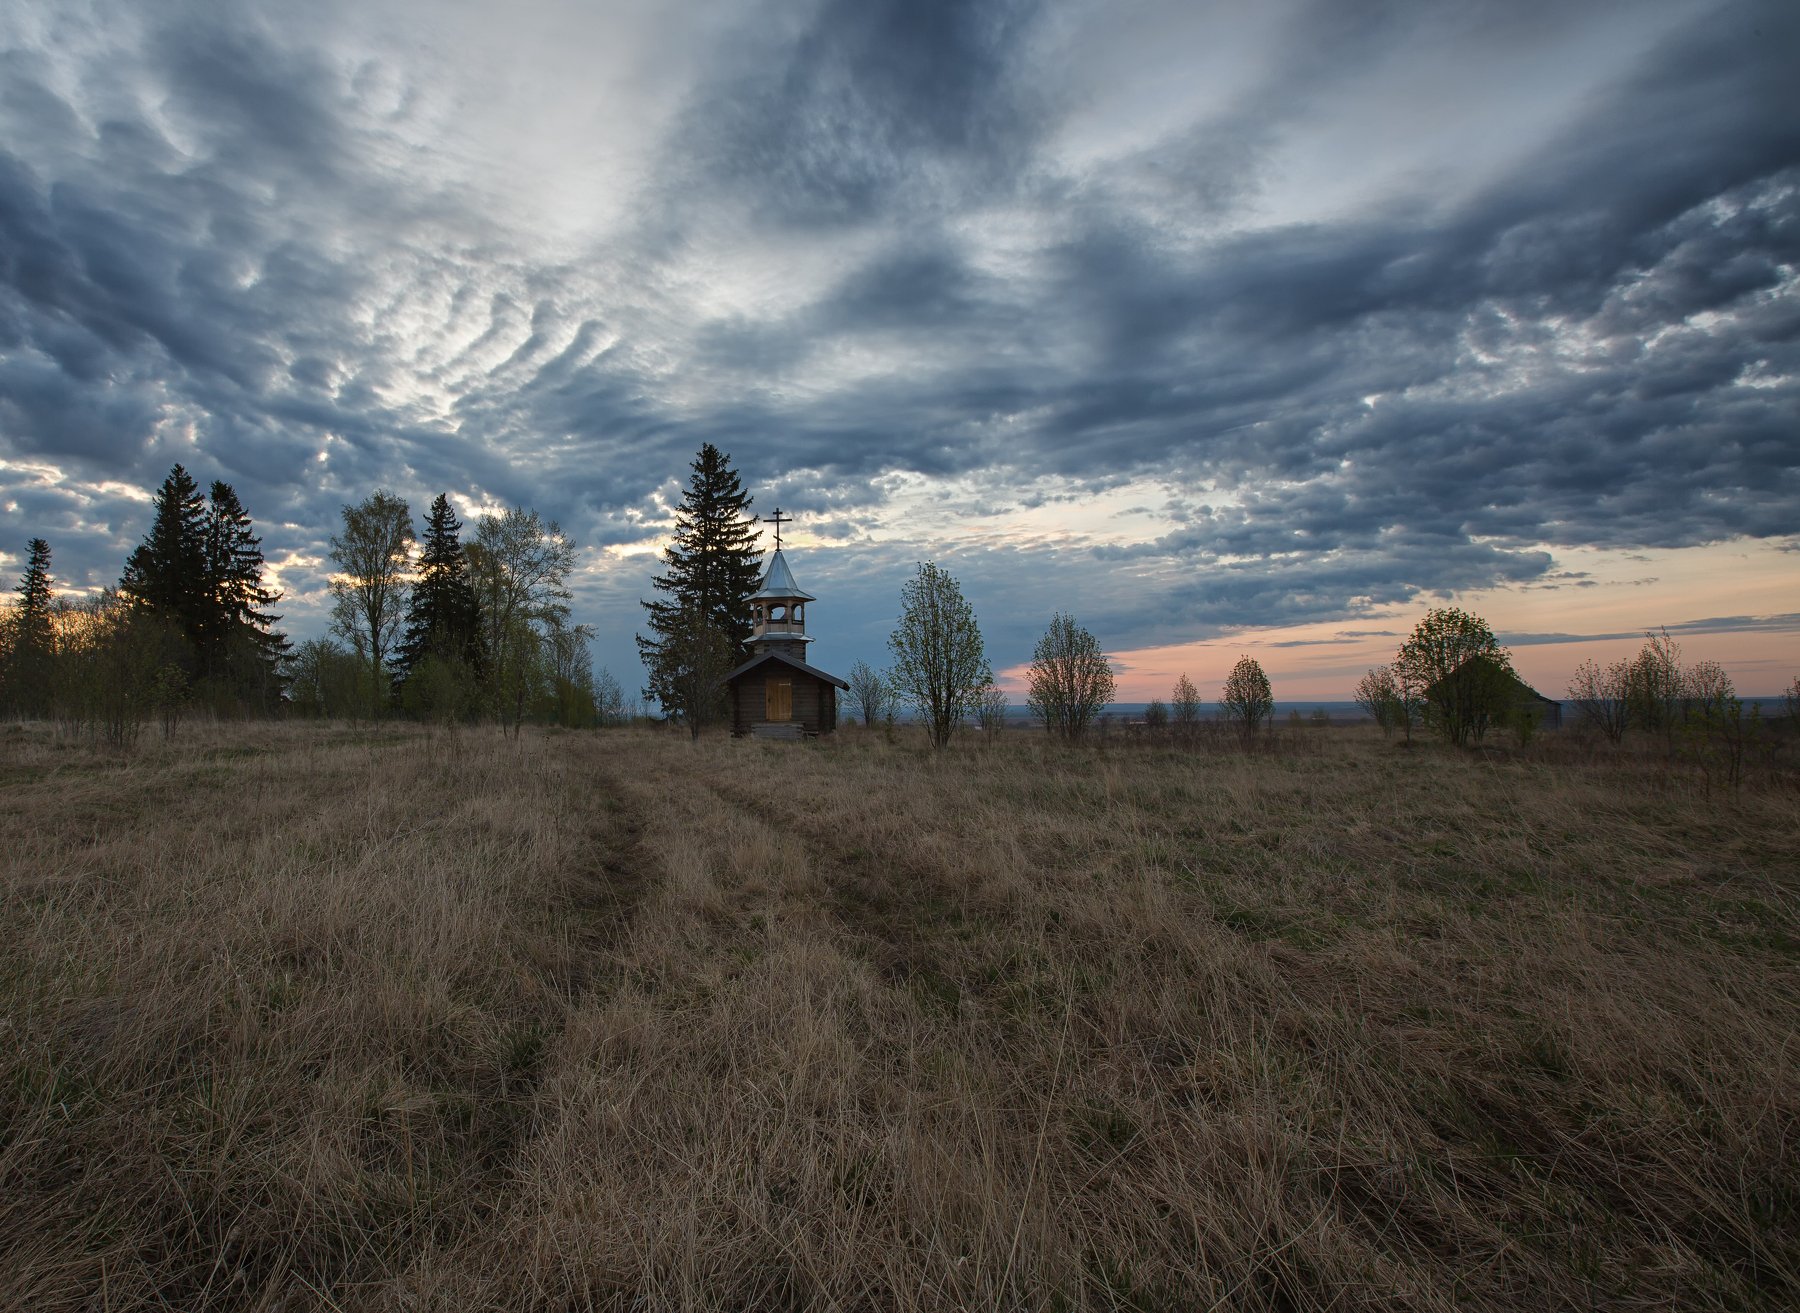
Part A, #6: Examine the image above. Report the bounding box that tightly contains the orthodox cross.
[769,507,790,551]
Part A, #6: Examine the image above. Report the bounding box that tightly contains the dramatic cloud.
[1,0,1795,690]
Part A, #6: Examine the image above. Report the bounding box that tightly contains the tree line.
[10,451,1790,752]
[1348,610,1785,789]
[1563,629,1750,750]
[301,487,625,730]
[1561,627,1776,790]
[0,466,291,741]
[851,568,1284,749]
[0,466,628,740]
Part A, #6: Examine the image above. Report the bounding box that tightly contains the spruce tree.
[393,493,484,708]
[121,464,210,662]
[14,537,53,638]
[205,481,289,706]
[5,538,55,716]
[121,467,289,708]
[636,444,761,717]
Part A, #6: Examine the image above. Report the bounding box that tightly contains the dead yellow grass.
[1,720,1795,1310]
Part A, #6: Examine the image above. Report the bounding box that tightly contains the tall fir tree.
[4,538,55,715]
[636,444,761,717]
[13,537,53,641]
[393,493,484,705]
[120,464,210,662]
[121,466,288,707]
[204,480,289,706]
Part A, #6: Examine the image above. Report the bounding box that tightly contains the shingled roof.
[721,650,848,690]
[749,549,815,602]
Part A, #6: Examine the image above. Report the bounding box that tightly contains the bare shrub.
[1678,662,1757,795]
[1354,665,1396,736]
[1568,657,1632,744]
[846,659,889,728]
[1630,627,1686,756]
[975,681,1009,737]
[593,667,629,726]
[51,592,185,748]
[1171,673,1201,740]
[1354,663,1420,742]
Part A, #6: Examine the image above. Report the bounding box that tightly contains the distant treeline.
[0,466,632,742]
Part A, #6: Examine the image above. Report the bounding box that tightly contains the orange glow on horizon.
[997,538,1799,702]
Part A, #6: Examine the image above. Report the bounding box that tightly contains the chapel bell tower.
[747,511,815,663]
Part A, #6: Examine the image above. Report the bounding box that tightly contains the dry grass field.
[1,720,1796,1311]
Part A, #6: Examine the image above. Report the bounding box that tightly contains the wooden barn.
[1426,656,1563,732]
[723,532,848,739]
[1511,679,1563,731]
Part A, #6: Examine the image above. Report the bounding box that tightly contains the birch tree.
[887,561,990,750]
[328,491,413,717]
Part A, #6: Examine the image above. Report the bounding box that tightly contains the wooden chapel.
[722,511,849,738]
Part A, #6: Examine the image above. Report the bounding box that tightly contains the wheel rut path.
[697,771,953,980]
[548,751,664,996]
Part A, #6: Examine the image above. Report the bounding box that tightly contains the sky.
[1,0,1796,703]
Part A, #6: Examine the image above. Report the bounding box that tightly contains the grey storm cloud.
[1,0,1797,684]
[685,0,1048,228]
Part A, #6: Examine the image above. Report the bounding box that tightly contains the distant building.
[722,518,847,738]
[1512,680,1563,731]
[1425,656,1563,733]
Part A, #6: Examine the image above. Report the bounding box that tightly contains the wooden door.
[766,678,792,721]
